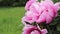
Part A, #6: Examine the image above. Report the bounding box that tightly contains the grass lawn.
[0,7,25,34]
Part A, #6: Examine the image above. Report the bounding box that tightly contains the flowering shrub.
[22,0,60,34]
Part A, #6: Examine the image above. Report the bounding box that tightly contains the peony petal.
[30,2,40,14]
[25,10,39,22]
[36,11,47,23]
[22,31,30,34]
[22,16,34,25]
[31,30,40,34]
[41,29,48,34]
[46,13,53,24]
[22,16,27,25]
[22,25,38,34]
[23,25,35,31]
[25,0,38,10]
[47,8,54,17]
[55,2,60,11]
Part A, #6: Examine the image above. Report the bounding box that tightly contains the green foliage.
[0,0,27,6]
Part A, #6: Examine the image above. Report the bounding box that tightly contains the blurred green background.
[0,0,60,34]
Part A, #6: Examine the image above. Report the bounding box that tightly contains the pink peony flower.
[22,0,60,24]
[22,0,60,34]
[22,25,48,34]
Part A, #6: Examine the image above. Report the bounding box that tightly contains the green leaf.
[57,24,60,31]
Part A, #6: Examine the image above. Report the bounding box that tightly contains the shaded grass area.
[0,7,25,34]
